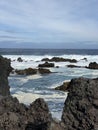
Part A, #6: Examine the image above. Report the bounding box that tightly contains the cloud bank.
[0,0,98,48]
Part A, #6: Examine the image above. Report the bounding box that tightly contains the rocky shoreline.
[0,55,98,130]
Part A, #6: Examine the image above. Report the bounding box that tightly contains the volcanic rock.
[15,68,37,75]
[38,62,54,68]
[87,62,98,69]
[0,96,52,130]
[61,77,98,130]
[67,64,83,68]
[38,68,51,74]
[41,57,77,63]
[17,57,23,62]
[55,82,70,91]
[41,58,50,62]
[0,55,13,96]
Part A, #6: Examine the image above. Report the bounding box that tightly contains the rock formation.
[0,96,52,130]
[42,57,77,63]
[38,68,51,74]
[15,68,37,75]
[0,55,12,96]
[17,57,23,62]
[55,82,70,91]
[61,77,98,130]
[67,64,83,68]
[38,62,55,68]
[15,68,52,75]
[87,62,98,69]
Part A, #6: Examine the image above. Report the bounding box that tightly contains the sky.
[0,0,98,49]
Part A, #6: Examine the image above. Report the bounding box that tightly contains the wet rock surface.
[15,68,52,75]
[67,64,83,68]
[38,68,51,74]
[38,62,55,68]
[0,55,13,96]
[55,82,70,91]
[15,68,37,75]
[61,77,98,130]
[87,62,98,69]
[17,57,23,62]
[42,57,77,63]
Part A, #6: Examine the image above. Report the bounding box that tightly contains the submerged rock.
[61,77,98,130]
[0,55,13,96]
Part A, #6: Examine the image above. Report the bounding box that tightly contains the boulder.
[0,96,52,130]
[41,58,50,62]
[15,68,37,75]
[38,68,51,74]
[38,62,55,68]
[41,57,77,63]
[87,62,98,69]
[50,57,67,62]
[17,57,23,62]
[25,68,37,75]
[55,82,70,91]
[15,68,51,75]
[61,77,98,130]
[0,55,13,96]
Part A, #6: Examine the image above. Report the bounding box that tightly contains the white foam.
[3,54,98,69]
[9,74,42,87]
[12,91,40,104]
[12,91,67,104]
[12,90,67,119]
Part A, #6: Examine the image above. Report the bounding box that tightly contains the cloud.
[0,0,98,48]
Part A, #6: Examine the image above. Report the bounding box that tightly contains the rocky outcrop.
[38,62,55,68]
[0,96,52,130]
[0,55,13,96]
[61,77,98,130]
[67,64,84,68]
[15,68,52,75]
[17,57,23,62]
[55,82,70,91]
[15,68,37,75]
[38,68,51,74]
[42,57,77,63]
[87,62,98,69]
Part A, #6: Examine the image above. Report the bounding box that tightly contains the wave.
[4,54,98,69]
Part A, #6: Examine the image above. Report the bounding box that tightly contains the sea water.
[1,48,98,120]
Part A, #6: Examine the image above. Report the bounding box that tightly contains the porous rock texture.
[61,77,98,130]
[0,96,52,130]
[0,55,13,96]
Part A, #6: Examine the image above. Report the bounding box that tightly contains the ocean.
[0,48,98,120]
